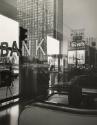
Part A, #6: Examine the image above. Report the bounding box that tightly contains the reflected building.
[68,29,97,68]
[17,0,63,61]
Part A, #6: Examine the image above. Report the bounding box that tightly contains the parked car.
[68,74,97,106]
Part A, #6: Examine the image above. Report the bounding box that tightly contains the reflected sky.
[63,0,97,37]
[0,0,97,38]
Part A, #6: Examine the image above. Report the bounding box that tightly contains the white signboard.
[0,15,19,73]
[47,36,59,55]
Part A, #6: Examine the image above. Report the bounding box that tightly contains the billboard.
[0,14,19,74]
[68,50,85,64]
[47,36,59,55]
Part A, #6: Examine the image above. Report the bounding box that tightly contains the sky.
[3,0,16,7]
[63,0,97,38]
[0,0,16,20]
[0,0,97,38]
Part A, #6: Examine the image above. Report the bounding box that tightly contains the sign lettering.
[36,39,46,56]
[0,41,19,57]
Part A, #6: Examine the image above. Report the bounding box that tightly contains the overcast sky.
[0,0,16,20]
[0,0,97,38]
[63,0,97,38]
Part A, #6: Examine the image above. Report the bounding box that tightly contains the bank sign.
[0,15,19,72]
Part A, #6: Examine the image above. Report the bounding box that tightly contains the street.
[19,105,97,125]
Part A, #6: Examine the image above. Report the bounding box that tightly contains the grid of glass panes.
[17,0,55,59]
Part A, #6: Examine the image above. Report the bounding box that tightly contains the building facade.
[17,0,63,61]
[17,0,55,61]
[68,30,97,68]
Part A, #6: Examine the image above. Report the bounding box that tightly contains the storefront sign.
[68,50,85,64]
[0,41,19,57]
[36,39,46,56]
[70,41,85,49]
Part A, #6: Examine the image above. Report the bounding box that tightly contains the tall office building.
[17,0,63,61]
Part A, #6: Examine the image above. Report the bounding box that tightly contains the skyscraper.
[17,0,55,61]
